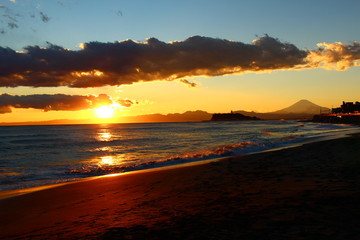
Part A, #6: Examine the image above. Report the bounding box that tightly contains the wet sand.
[1,134,360,239]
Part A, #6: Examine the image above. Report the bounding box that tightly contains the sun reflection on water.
[100,156,114,165]
[97,132,112,141]
[97,146,111,152]
[97,154,127,167]
[91,127,129,172]
[96,128,112,142]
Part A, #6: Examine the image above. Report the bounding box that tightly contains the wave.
[66,134,305,176]
[3,121,358,192]
[165,141,259,161]
[66,141,262,175]
[10,138,67,144]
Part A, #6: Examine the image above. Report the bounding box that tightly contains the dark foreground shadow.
[101,193,360,240]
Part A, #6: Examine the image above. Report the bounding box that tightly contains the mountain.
[235,100,329,120]
[271,99,329,115]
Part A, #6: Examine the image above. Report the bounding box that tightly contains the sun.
[94,105,115,118]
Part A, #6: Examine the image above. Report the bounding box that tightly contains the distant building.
[331,107,342,114]
[314,100,360,124]
[332,101,360,114]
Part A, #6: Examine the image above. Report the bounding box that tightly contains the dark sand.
[1,134,360,239]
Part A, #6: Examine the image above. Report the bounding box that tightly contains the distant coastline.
[312,114,360,124]
[0,99,329,126]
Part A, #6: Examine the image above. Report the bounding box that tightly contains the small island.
[211,111,261,121]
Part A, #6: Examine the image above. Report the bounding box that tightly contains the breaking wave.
[1,120,359,191]
[67,136,302,175]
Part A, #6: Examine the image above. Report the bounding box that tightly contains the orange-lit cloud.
[305,42,360,70]
[0,35,359,88]
[0,93,136,114]
[0,105,12,114]
[117,99,136,107]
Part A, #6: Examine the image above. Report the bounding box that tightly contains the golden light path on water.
[93,127,127,169]
[97,131,112,142]
[100,156,114,165]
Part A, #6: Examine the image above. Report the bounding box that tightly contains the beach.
[1,134,360,239]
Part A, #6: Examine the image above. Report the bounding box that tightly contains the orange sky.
[1,67,360,124]
[0,0,359,124]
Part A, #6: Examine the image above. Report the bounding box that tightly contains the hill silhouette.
[235,100,329,120]
[123,100,328,122]
[119,110,212,123]
[0,100,328,126]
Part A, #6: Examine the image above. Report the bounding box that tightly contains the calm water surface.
[0,120,358,191]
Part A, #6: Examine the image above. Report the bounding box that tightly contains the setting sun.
[95,105,115,118]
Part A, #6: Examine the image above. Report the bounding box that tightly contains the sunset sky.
[0,0,359,123]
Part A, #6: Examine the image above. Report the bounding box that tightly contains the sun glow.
[95,105,115,118]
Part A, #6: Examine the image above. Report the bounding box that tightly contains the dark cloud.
[39,11,50,23]
[179,79,197,88]
[7,21,18,29]
[0,2,50,34]
[115,10,123,16]
[0,5,19,33]
[3,13,18,23]
[0,35,359,88]
[0,93,135,114]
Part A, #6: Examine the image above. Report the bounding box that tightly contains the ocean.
[0,120,359,191]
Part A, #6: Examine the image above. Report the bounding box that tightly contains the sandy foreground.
[1,135,360,239]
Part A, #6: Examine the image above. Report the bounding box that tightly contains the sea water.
[0,120,359,191]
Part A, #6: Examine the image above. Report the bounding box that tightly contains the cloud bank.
[0,94,135,114]
[0,35,359,88]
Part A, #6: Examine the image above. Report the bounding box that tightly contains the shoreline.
[0,127,360,200]
[1,129,359,200]
[0,157,224,201]
[1,133,360,239]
